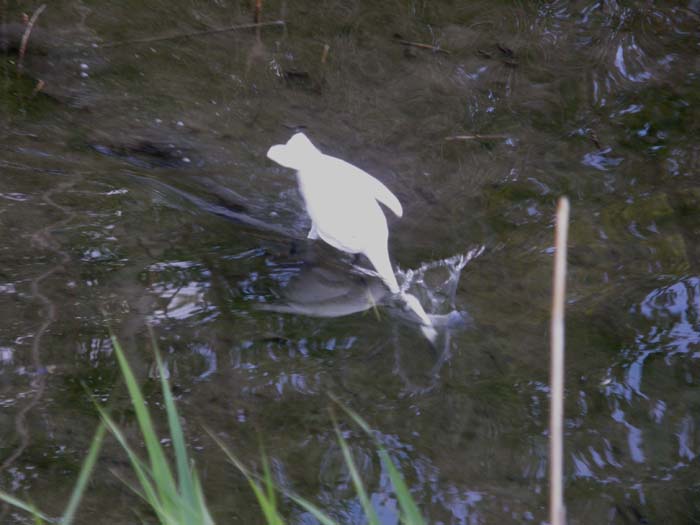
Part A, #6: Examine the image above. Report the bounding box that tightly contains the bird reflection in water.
[256,244,481,348]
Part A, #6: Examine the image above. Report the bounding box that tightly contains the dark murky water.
[1,1,700,523]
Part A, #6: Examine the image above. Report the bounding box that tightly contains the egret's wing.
[367,176,403,218]
[334,158,403,218]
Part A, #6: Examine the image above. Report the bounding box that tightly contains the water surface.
[1,1,699,523]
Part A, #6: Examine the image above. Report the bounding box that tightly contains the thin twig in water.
[30,79,44,98]
[17,4,46,74]
[549,197,569,525]
[253,0,263,41]
[445,134,507,141]
[254,0,263,24]
[98,20,285,48]
[321,43,330,64]
[394,38,450,55]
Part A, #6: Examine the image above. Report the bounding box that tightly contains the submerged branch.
[393,37,450,55]
[445,134,507,141]
[98,20,285,48]
[17,4,47,74]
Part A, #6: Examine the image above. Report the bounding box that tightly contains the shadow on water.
[1,1,700,523]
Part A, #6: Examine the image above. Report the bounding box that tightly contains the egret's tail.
[267,132,320,170]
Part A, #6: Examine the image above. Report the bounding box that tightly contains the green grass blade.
[97,386,203,525]
[286,493,339,525]
[377,450,423,525]
[108,465,186,525]
[209,431,283,525]
[237,455,283,525]
[153,346,198,515]
[0,491,51,522]
[0,423,106,525]
[212,429,337,525]
[331,397,372,434]
[208,430,248,475]
[247,475,284,525]
[260,451,277,511]
[96,405,162,507]
[108,455,181,525]
[334,401,425,525]
[110,335,177,499]
[192,474,216,525]
[332,419,380,525]
[61,422,107,524]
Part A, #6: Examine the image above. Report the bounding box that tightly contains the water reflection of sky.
[638,278,700,359]
[599,277,700,477]
[0,0,699,522]
[308,430,488,525]
[146,260,216,322]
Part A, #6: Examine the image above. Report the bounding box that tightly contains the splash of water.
[395,246,485,329]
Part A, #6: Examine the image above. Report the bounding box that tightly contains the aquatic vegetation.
[0,336,427,525]
[2,0,697,521]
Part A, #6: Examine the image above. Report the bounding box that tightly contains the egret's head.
[398,293,438,344]
[267,132,320,170]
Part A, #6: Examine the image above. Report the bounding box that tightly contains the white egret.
[267,133,403,291]
[267,132,437,343]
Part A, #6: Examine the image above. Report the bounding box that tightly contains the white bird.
[267,132,403,292]
[267,132,437,343]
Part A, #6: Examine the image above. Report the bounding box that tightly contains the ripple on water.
[1,0,699,523]
[145,260,216,323]
[596,276,700,478]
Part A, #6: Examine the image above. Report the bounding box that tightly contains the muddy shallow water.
[1,1,699,523]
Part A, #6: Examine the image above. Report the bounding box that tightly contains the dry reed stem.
[17,4,46,75]
[549,197,569,525]
[321,43,330,64]
[98,20,285,48]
